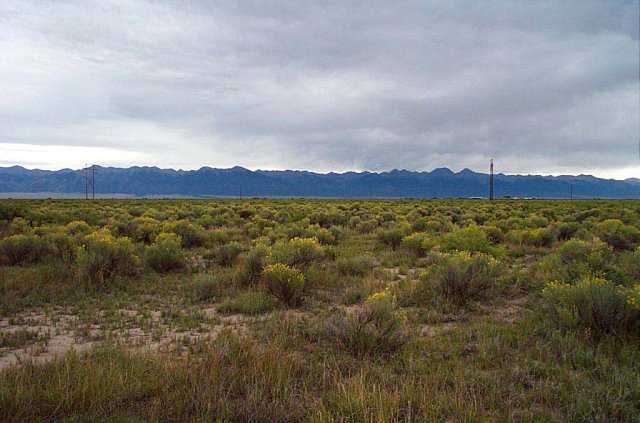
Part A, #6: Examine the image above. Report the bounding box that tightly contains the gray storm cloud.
[0,0,638,177]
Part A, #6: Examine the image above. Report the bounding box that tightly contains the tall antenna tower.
[489,159,494,201]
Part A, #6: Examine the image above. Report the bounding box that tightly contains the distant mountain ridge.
[0,165,638,198]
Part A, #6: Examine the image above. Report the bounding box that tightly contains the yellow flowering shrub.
[263,263,306,307]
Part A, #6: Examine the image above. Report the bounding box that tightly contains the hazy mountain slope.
[0,166,638,198]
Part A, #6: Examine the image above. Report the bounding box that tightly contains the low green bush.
[440,226,493,254]
[308,226,336,245]
[521,227,556,248]
[594,219,640,251]
[431,251,501,306]
[0,234,51,265]
[45,232,77,267]
[481,225,504,244]
[76,230,139,287]
[556,222,581,240]
[165,220,207,248]
[542,277,640,338]
[235,245,268,286]
[324,289,408,356]
[144,233,185,273]
[377,229,403,250]
[401,232,436,257]
[268,237,325,269]
[213,242,244,267]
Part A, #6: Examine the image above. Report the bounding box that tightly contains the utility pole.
[90,165,97,199]
[83,164,88,200]
[83,164,97,200]
[239,184,243,200]
[489,159,494,201]
[570,183,573,201]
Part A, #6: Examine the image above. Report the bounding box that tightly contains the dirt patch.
[0,303,253,371]
[420,322,459,337]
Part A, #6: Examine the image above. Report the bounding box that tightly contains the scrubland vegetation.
[0,198,638,421]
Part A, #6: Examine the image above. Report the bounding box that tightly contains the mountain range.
[0,166,638,199]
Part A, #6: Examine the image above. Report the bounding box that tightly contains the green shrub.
[76,230,139,286]
[356,219,378,233]
[401,232,436,256]
[263,263,306,307]
[431,252,501,306]
[144,233,185,273]
[618,248,640,284]
[377,229,404,250]
[45,232,77,266]
[268,237,325,269]
[594,219,640,250]
[207,229,229,245]
[481,225,504,244]
[337,254,375,276]
[308,226,336,245]
[213,242,244,267]
[65,220,90,236]
[218,291,273,315]
[0,234,50,265]
[165,220,207,248]
[235,245,268,286]
[557,222,581,240]
[558,238,612,268]
[521,227,556,248]
[325,289,408,356]
[542,277,640,337]
[440,226,493,254]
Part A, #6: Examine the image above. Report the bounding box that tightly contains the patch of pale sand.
[118,308,139,318]
[0,334,95,370]
[485,297,527,324]
[0,303,263,370]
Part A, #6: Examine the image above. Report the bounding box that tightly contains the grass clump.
[218,291,273,315]
[0,329,42,349]
[337,254,374,276]
[193,272,228,302]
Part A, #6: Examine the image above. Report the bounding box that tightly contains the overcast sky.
[1,1,638,178]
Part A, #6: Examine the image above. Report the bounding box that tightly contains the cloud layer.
[1,1,638,177]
